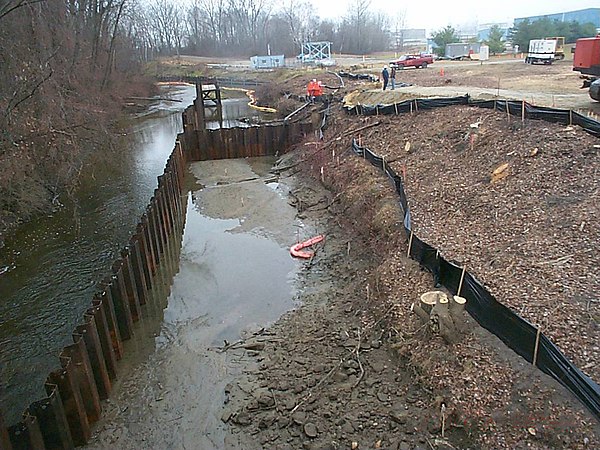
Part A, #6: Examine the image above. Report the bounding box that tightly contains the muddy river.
[85,156,317,449]
[0,85,279,429]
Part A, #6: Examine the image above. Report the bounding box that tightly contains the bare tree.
[393,9,407,52]
[347,0,371,54]
[281,0,317,53]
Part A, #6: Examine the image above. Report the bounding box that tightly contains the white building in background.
[393,29,427,51]
[250,55,285,69]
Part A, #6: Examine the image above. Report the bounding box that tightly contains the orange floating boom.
[290,235,325,259]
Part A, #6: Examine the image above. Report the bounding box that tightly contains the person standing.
[390,66,397,90]
[381,66,389,91]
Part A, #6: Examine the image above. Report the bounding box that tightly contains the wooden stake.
[410,102,413,114]
[320,166,324,183]
[415,100,419,112]
[376,105,379,116]
[441,404,447,438]
[394,102,398,115]
[347,241,350,256]
[506,100,510,122]
[533,327,542,366]
[407,230,414,258]
[521,99,525,123]
[457,266,466,296]
[569,110,573,126]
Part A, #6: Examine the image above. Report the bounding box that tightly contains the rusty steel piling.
[2,87,316,449]
[75,315,111,400]
[8,412,44,450]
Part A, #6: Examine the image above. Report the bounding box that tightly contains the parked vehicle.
[573,35,600,101]
[545,36,566,60]
[389,54,433,69]
[525,39,557,64]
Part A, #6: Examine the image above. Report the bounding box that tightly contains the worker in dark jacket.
[381,66,389,91]
[390,66,397,90]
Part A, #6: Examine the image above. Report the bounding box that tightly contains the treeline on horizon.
[0,0,598,240]
[125,0,598,58]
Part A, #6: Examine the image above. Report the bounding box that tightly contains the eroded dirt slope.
[225,101,600,449]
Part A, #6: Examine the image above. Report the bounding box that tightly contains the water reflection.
[0,84,196,424]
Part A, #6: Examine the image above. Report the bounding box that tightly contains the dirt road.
[339,58,599,112]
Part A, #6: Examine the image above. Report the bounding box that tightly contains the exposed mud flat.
[85,157,316,449]
[86,71,600,449]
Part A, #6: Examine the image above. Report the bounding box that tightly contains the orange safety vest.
[314,82,323,97]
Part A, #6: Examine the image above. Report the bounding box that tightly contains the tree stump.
[449,295,467,332]
[413,290,468,344]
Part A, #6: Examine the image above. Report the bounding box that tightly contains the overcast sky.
[315,1,599,32]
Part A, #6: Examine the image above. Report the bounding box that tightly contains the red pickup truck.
[390,54,434,69]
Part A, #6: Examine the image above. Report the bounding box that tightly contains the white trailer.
[526,39,557,65]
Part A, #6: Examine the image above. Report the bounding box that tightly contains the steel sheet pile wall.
[191,122,313,160]
[0,142,188,449]
[180,101,314,162]
[345,96,600,422]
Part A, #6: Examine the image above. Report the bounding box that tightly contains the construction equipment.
[545,36,565,60]
[526,39,557,64]
[573,35,600,101]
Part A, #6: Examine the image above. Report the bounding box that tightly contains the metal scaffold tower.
[299,41,333,64]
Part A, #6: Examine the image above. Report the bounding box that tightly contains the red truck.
[390,54,434,69]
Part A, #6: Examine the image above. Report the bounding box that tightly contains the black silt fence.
[345,95,600,137]
[351,138,600,422]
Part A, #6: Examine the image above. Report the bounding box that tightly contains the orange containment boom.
[290,235,325,259]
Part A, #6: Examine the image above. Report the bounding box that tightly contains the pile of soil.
[224,87,600,449]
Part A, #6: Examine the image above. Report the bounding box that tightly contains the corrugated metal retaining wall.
[0,142,187,449]
[1,94,315,449]
[180,102,314,161]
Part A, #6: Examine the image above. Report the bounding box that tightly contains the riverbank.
[222,99,600,449]
[0,76,157,250]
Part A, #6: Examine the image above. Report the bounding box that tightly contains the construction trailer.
[573,35,600,101]
[526,39,557,64]
[445,43,481,60]
[250,55,285,69]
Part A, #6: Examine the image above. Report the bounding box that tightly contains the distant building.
[250,55,285,69]
[514,8,600,28]
[393,29,427,50]
[477,23,511,42]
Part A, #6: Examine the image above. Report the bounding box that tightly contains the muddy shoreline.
[222,107,599,449]
[86,115,599,449]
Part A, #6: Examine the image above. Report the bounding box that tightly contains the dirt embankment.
[222,75,599,449]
